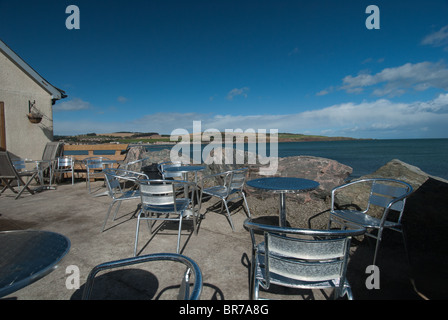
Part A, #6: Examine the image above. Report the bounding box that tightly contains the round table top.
[0,230,71,297]
[247,177,319,193]
[164,165,205,172]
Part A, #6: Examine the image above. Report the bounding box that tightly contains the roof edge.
[0,39,67,101]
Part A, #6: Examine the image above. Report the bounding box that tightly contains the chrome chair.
[53,156,75,185]
[102,168,149,232]
[83,156,112,193]
[244,219,366,300]
[122,157,150,171]
[134,179,198,255]
[82,253,202,300]
[200,168,251,231]
[158,161,183,179]
[328,178,413,266]
[0,151,38,199]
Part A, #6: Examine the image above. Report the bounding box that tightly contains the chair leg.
[1,179,16,194]
[340,282,353,300]
[249,251,256,299]
[86,171,91,192]
[112,201,122,221]
[176,216,183,254]
[242,192,251,217]
[372,235,382,267]
[134,210,143,256]
[253,279,260,300]
[15,174,36,200]
[102,201,116,232]
[223,200,235,231]
[145,216,153,234]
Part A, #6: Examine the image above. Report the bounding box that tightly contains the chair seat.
[331,209,400,229]
[202,186,239,198]
[115,189,141,201]
[143,199,190,215]
[202,186,228,198]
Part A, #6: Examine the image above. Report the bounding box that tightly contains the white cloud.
[54,98,91,111]
[226,87,249,100]
[117,96,128,103]
[53,94,448,139]
[422,25,448,50]
[340,61,448,97]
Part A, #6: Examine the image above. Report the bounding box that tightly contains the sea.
[144,139,448,180]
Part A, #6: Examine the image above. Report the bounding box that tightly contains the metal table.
[246,177,319,227]
[0,230,71,298]
[163,165,205,183]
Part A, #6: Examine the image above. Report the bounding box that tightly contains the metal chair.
[83,156,112,193]
[12,158,39,188]
[102,168,148,232]
[0,151,38,199]
[134,179,199,255]
[53,156,75,185]
[328,178,413,266]
[158,161,183,179]
[244,218,366,300]
[200,168,251,231]
[121,157,150,171]
[82,253,202,300]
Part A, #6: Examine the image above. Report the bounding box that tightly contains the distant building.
[0,39,67,159]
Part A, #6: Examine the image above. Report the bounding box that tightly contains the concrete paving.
[0,179,430,301]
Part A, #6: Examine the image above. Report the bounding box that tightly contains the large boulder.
[201,147,352,198]
[333,159,448,299]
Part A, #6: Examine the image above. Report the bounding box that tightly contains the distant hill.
[55,131,364,144]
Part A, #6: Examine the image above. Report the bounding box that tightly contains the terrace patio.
[0,178,433,301]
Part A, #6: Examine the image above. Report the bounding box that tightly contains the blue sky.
[1,0,448,139]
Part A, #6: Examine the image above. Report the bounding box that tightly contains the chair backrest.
[244,219,366,289]
[0,151,18,178]
[265,233,351,283]
[104,169,123,196]
[122,157,150,171]
[12,159,27,172]
[84,157,111,169]
[57,156,74,168]
[104,168,148,197]
[82,253,202,300]
[368,179,411,213]
[42,142,63,161]
[229,168,248,191]
[139,179,176,205]
[158,161,182,178]
[138,179,192,213]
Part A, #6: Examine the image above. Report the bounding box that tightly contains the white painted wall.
[0,51,54,160]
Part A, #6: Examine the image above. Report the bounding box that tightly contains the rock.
[275,156,352,200]
[332,159,447,219]
[200,147,352,199]
[123,146,189,169]
[332,158,448,298]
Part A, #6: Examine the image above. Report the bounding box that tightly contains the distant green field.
[56,132,356,144]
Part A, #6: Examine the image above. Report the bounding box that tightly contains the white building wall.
[0,51,54,160]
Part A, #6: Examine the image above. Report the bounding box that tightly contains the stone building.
[0,39,66,159]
